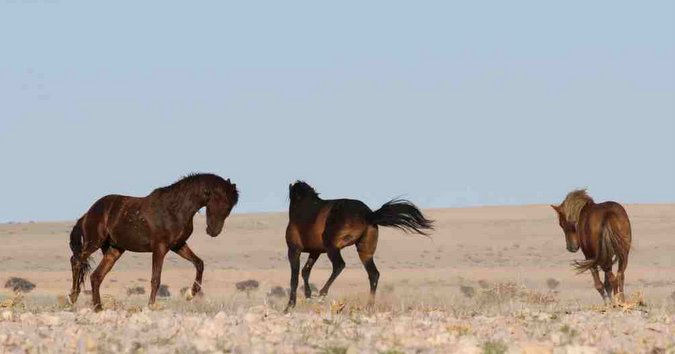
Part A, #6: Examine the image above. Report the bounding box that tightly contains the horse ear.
[550,204,560,213]
[226,178,230,183]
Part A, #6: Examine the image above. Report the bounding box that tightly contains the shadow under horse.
[552,189,632,303]
[284,181,434,311]
[68,173,239,311]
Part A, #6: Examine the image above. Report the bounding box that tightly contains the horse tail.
[69,217,91,289]
[367,199,434,235]
[573,213,631,273]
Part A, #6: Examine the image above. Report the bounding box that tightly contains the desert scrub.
[320,345,348,354]
[482,340,508,354]
[379,349,405,354]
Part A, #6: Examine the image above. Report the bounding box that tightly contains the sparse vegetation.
[482,340,508,354]
[127,286,145,296]
[320,345,348,354]
[4,277,35,293]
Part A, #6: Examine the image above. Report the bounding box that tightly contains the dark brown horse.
[551,189,631,303]
[285,181,433,311]
[68,173,239,310]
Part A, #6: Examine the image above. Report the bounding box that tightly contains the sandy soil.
[1,204,674,353]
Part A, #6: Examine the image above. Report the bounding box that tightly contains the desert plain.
[1,204,674,353]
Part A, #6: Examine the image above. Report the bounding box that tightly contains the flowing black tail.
[69,217,91,290]
[367,199,434,235]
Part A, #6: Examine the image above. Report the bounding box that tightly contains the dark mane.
[289,180,319,200]
[156,173,239,205]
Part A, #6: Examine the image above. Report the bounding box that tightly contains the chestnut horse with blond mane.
[551,189,631,303]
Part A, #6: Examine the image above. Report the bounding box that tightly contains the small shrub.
[236,279,259,292]
[158,284,171,297]
[4,277,36,293]
[546,278,560,290]
[321,345,348,354]
[482,340,507,354]
[127,286,145,296]
[268,286,287,298]
[380,350,404,354]
[460,285,476,298]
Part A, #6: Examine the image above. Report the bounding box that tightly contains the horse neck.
[289,196,322,218]
[573,200,595,227]
[161,183,206,222]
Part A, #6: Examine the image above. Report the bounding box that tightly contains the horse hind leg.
[591,268,609,304]
[90,247,124,311]
[603,268,617,302]
[356,226,380,304]
[68,242,101,305]
[617,256,628,303]
[318,247,346,297]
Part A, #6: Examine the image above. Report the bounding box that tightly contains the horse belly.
[109,211,153,252]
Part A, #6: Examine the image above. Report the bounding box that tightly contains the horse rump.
[573,214,630,273]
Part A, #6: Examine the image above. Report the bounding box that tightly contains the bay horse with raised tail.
[68,173,239,310]
[284,181,434,311]
[551,189,631,303]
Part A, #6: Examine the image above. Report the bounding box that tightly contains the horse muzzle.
[566,245,579,253]
[206,225,223,237]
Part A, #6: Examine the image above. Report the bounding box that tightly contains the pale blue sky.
[1,1,673,222]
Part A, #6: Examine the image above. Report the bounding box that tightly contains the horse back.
[82,194,151,250]
[286,198,372,252]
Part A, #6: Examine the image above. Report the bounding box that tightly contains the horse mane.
[559,189,594,224]
[156,173,239,204]
[289,180,319,201]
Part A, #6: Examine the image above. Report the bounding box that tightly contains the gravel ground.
[0,290,673,354]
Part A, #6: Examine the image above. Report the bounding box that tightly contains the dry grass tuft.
[447,323,472,336]
[330,299,346,315]
[0,293,24,309]
[617,291,647,312]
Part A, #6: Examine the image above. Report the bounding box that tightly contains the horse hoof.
[185,290,194,301]
[93,305,103,313]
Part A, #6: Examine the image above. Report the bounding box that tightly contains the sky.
[0,1,673,222]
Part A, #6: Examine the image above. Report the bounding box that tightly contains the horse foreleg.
[302,252,321,298]
[149,245,169,307]
[172,243,204,299]
[285,248,301,312]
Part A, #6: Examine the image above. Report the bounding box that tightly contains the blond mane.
[558,189,594,224]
